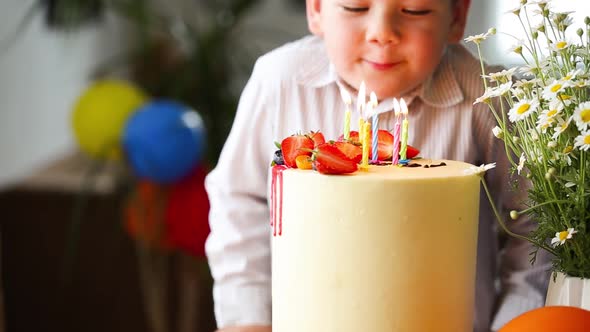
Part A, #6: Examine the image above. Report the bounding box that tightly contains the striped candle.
[340,88,352,140]
[399,99,409,161]
[392,98,402,165]
[357,81,366,143]
[370,92,379,162]
[361,122,371,169]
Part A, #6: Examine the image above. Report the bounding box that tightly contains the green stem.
[481,177,558,256]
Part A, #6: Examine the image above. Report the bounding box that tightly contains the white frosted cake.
[270,160,481,332]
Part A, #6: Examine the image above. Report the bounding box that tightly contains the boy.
[205,0,550,331]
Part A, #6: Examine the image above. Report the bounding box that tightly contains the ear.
[306,0,323,36]
[447,0,471,43]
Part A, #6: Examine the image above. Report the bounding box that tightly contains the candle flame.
[365,99,374,120]
[400,98,409,116]
[393,98,401,116]
[357,81,366,115]
[340,88,352,105]
[370,91,378,107]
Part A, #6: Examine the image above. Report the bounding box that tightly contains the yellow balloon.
[72,80,148,160]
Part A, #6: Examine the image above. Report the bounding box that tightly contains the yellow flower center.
[558,231,569,241]
[557,41,567,49]
[551,84,562,92]
[547,109,558,117]
[517,104,531,115]
[563,146,573,154]
[585,135,590,145]
[559,94,572,101]
[581,109,590,123]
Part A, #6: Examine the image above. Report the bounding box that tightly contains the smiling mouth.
[364,59,399,70]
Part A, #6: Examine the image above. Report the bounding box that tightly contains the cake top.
[285,159,479,179]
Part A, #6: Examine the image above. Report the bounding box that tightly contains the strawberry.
[313,143,358,174]
[281,134,314,168]
[295,155,313,170]
[333,141,362,163]
[406,144,420,159]
[340,131,361,144]
[376,130,394,160]
[308,131,326,147]
[338,130,393,161]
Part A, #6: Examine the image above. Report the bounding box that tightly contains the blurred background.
[0,0,588,331]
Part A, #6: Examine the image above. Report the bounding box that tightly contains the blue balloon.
[123,100,206,183]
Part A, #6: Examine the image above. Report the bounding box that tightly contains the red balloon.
[165,166,210,258]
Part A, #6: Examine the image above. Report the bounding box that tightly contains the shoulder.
[251,35,327,84]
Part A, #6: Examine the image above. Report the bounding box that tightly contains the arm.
[205,59,276,329]
[473,100,552,331]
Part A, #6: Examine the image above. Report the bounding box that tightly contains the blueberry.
[273,149,284,165]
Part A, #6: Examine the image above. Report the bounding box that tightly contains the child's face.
[307,0,470,98]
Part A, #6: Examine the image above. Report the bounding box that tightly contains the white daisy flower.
[517,153,526,175]
[473,86,503,105]
[505,5,522,16]
[574,129,590,151]
[550,39,570,52]
[486,68,517,83]
[519,64,541,77]
[552,116,571,139]
[464,31,491,45]
[509,99,539,122]
[547,141,557,148]
[492,126,503,138]
[574,79,590,88]
[464,163,496,176]
[542,79,572,101]
[557,93,575,107]
[572,101,590,131]
[551,228,578,247]
[537,116,555,133]
[563,69,583,82]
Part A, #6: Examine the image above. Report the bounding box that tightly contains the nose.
[366,15,400,46]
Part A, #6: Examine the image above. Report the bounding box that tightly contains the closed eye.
[402,9,432,16]
[342,6,369,13]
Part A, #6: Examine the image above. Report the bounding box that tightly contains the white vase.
[545,272,590,309]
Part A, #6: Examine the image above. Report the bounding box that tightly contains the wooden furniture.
[0,153,216,332]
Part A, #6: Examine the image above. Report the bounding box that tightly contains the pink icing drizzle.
[271,165,287,236]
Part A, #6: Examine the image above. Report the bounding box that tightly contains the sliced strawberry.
[394,143,421,160]
[281,135,314,168]
[406,144,420,159]
[308,131,326,147]
[376,130,394,160]
[338,130,393,161]
[333,141,362,163]
[313,143,358,174]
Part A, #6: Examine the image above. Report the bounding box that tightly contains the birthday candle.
[392,98,402,165]
[370,92,379,162]
[361,122,371,169]
[340,89,352,140]
[357,81,366,143]
[399,99,410,161]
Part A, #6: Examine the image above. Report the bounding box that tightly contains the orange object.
[499,306,590,332]
[124,181,173,250]
[295,155,313,170]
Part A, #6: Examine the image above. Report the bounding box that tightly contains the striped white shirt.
[205,35,550,331]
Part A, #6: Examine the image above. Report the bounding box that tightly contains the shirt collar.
[295,41,464,109]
